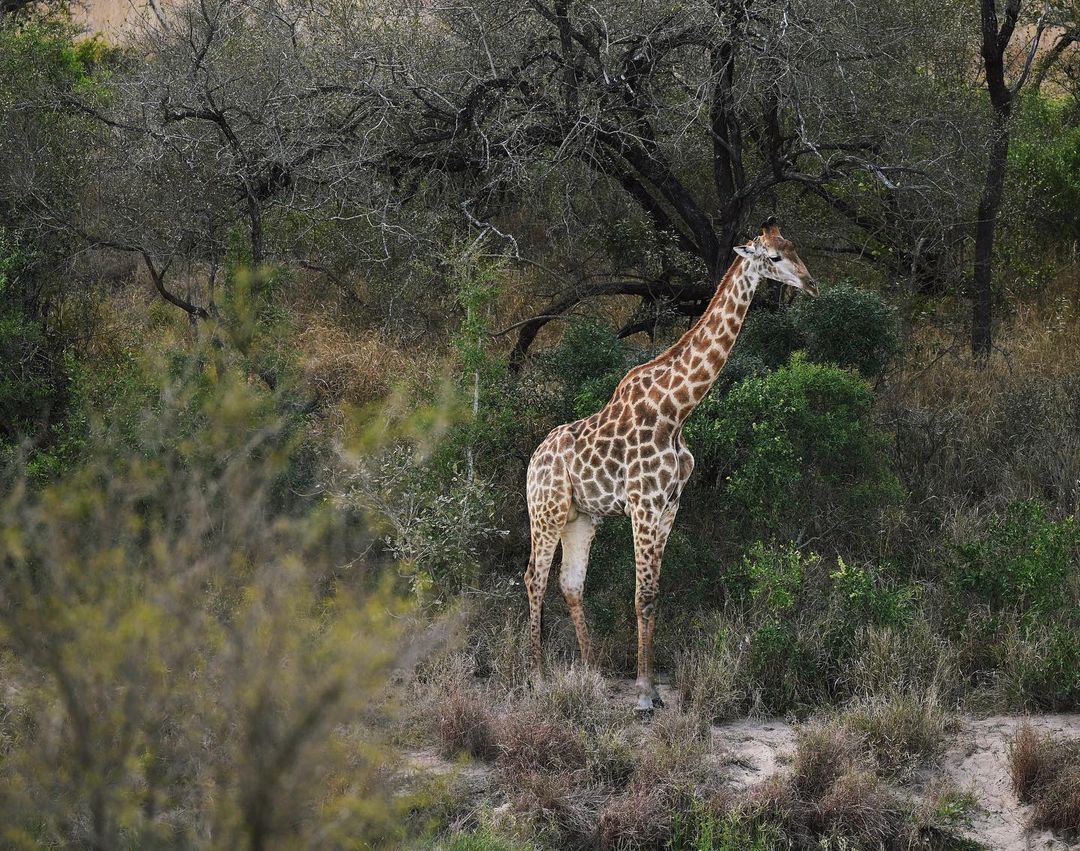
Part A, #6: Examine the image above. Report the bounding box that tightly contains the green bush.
[1010,94,1080,244]
[829,557,918,628]
[345,445,505,601]
[545,318,631,415]
[792,283,900,379]
[687,354,902,544]
[736,309,804,370]
[953,500,1078,621]
[0,230,66,449]
[0,334,415,849]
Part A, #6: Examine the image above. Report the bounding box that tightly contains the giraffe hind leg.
[559,514,599,665]
[524,449,572,676]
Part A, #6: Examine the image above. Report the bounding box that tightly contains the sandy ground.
[408,675,1080,850]
[940,714,1080,851]
[73,0,153,37]
[705,711,1080,850]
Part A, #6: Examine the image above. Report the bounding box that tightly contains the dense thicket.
[2,1,1080,848]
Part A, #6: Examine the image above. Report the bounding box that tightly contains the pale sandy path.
[942,714,1080,851]
[405,678,1080,850]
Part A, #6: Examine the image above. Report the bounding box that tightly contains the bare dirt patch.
[942,714,1080,851]
[405,676,1080,849]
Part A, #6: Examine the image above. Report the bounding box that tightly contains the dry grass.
[813,766,898,842]
[840,621,960,703]
[674,612,757,722]
[435,688,500,761]
[506,770,601,850]
[886,303,1080,520]
[1009,723,1080,832]
[792,722,863,800]
[839,690,951,778]
[597,784,670,851]
[1030,764,1080,834]
[295,316,436,406]
[532,664,610,728]
[496,711,587,774]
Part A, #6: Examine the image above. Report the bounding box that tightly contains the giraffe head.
[733,217,818,297]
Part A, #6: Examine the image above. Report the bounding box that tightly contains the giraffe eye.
[768,254,782,262]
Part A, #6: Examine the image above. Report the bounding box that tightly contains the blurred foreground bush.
[0,333,422,849]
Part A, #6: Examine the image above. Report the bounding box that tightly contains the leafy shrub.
[736,308,804,370]
[829,557,918,628]
[688,355,902,544]
[345,445,505,600]
[0,337,413,849]
[1010,94,1080,245]
[946,501,1080,710]
[749,620,821,713]
[538,317,636,421]
[953,500,1079,621]
[0,230,66,449]
[712,350,770,396]
[747,541,809,613]
[792,283,900,379]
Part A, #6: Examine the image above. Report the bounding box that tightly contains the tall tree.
[972,0,1048,359]
[379,0,984,363]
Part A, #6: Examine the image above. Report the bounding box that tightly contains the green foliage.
[953,500,1079,620]
[941,502,1080,709]
[548,317,629,391]
[0,333,418,849]
[0,230,62,448]
[791,283,900,379]
[747,541,809,613]
[688,354,901,543]
[669,803,780,851]
[532,317,643,423]
[345,445,505,601]
[1011,94,1080,244]
[829,557,918,628]
[449,247,520,466]
[437,826,537,851]
[736,309,804,371]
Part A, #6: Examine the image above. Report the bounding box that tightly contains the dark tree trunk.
[972,113,1010,359]
[247,193,265,267]
[972,0,1043,361]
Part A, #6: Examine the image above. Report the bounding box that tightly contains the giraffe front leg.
[634,578,661,712]
[631,500,677,713]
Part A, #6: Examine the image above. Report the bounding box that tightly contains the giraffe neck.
[658,257,762,423]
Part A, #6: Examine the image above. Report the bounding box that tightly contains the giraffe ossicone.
[523,218,818,712]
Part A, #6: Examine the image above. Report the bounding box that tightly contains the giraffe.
[523,217,817,712]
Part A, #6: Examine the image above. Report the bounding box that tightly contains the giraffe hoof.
[635,705,655,721]
[635,693,655,715]
[652,694,666,710]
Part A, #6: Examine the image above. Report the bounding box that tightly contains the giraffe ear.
[733,243,758,259]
